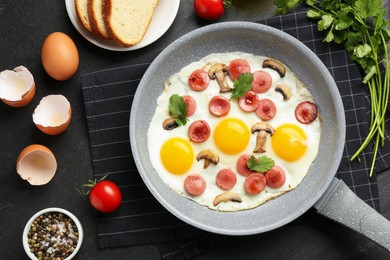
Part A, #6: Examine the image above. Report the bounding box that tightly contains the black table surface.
[1,1,390,259]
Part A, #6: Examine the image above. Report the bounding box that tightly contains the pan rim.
[130,21,346,235]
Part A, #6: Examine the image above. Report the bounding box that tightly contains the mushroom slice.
[208,63,231,92]
[162,117,179,130]
[213,191,242,206]
[196,149,219,169]
[251,122,275,153]
[263,59,286,77]
[275,84,291,101]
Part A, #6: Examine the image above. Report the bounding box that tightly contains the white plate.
[65,0,180,51]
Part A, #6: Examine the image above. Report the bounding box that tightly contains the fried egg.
[147,52,321,211]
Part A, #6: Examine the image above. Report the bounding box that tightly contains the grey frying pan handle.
[313,178,390,251]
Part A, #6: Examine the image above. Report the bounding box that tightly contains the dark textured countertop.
[0,1,389,259]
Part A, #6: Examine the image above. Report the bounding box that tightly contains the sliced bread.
[103,0,159,47]
[88,0,110,39]
[75,0,92,32]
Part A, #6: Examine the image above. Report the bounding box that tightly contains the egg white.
[147,52,321,211]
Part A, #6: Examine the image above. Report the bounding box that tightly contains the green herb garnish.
[231,72,254,99]
[247,155,275,173]
[169,94,188,126]
[274,0,390,177]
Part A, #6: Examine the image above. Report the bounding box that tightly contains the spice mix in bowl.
[22,207,83,260]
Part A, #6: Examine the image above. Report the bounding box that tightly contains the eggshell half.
[16,144,57,185]
[0,66,35,107]
[33,95,72,135]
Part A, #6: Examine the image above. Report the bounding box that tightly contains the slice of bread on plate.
[75,0,92,32]
[88,0,110,39]
[103,0,159,47]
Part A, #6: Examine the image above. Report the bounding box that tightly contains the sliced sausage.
[295,101,318,124]
[236,154,257,177]
[188,69,210,91]
[255,98,277,121]
[209,95,231,117]
[229,59,251,81]
[238,90,260,112]
[265,165,286,189]
[184,174,206,196]
[216,168,237,190]
[188,120,211,143]
[182,95,197,117]
[252,70,272,93]
[244,173,266,195]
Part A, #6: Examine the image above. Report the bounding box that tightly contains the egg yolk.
[271,124,308,162]
[160,137,194,175]
[214,118,250,154]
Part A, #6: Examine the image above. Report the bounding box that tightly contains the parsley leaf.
[354,44,372,59]
[334,11,354,30]
[169,94,188,126]
[354,0,382,19]
[247,155,275,173]
[318,14,334,31]
[306,9,322,19]
[231,72,254,99]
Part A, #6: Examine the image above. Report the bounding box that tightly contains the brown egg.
[16,144,57,185]
[41,32,79,81]
[33,95,72,135]
[0,66,36,107]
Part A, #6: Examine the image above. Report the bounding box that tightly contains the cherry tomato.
[89,180,122,213]
[194,0,225,20]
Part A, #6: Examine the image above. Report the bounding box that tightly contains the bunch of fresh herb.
[275,0,390,177]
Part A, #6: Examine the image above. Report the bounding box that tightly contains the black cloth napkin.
[80,7,390,260]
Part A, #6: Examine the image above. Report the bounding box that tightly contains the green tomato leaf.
[231,72,254,99]
[247,155,275,173]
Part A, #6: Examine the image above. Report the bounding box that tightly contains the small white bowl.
[22,207,83,260]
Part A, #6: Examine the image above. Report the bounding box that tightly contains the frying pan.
[129,22,390,250]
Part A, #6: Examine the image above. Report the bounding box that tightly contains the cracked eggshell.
[16,144,57,186]
[0,66,35,107]
[33,95,72,135]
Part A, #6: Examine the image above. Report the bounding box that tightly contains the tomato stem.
[77,174,109,196]
[223,0,232,8]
